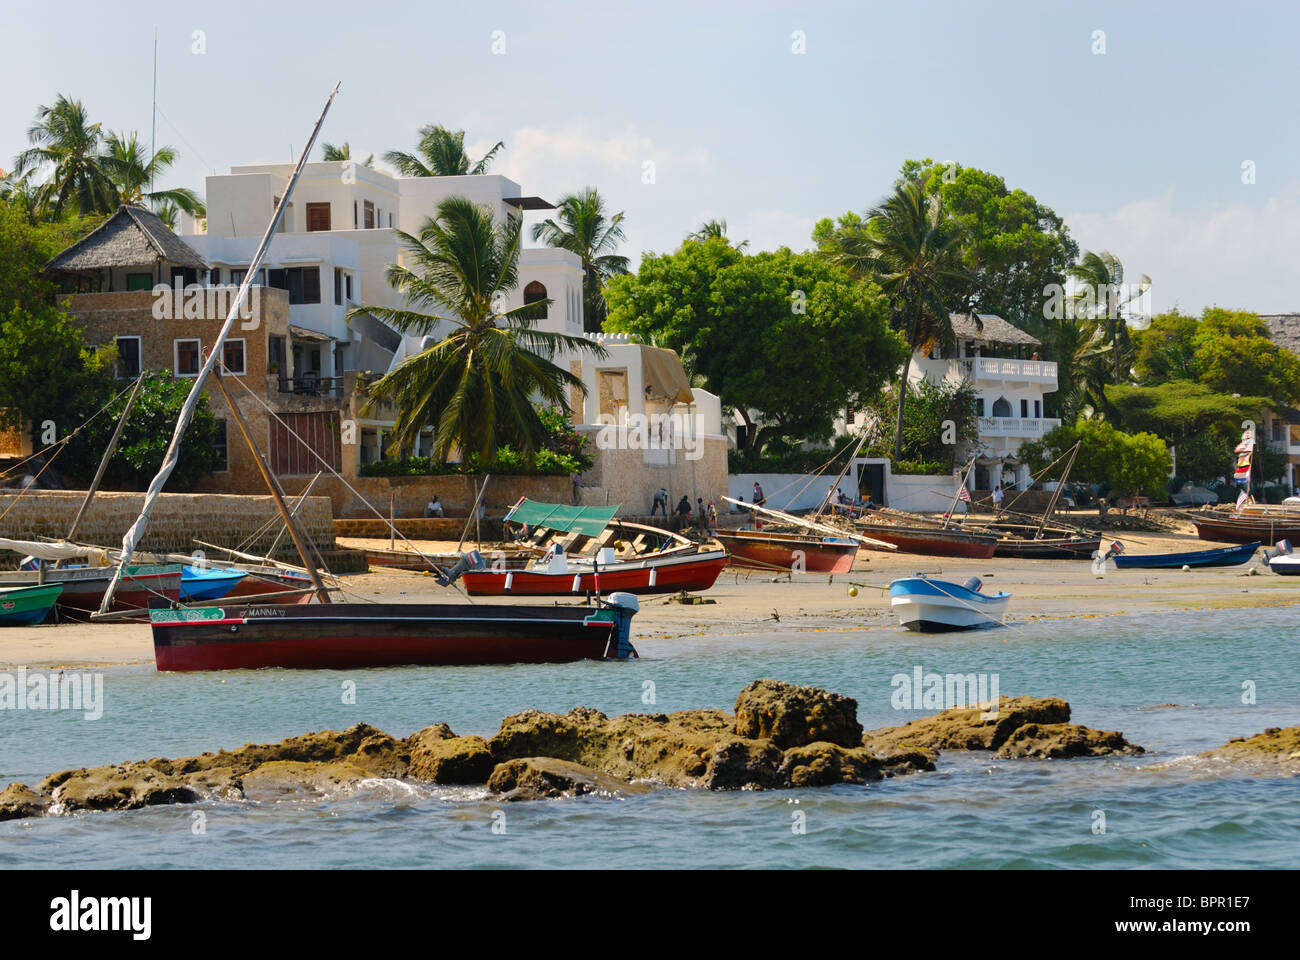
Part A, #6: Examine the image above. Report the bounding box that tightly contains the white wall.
[728,473,852,513]
[885,473,961,513]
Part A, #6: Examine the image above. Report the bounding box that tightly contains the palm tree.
[820,181,974,459]
[687,218,749,249]
[383,125,504,177]
[1068,250,1150,384]
[347,196,604,462]
[12,95,115,219]
[99,131,205,219]
[321,141,374,167]
[530,187,629,332]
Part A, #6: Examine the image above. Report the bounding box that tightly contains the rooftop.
[1260,314,1300,356]
[44,204,207,274]
[949,312,1041,347]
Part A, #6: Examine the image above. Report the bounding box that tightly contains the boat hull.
[888,577,1010,632]
[857,524,998,559]
[462,551,728,596]
[1192,516,1300,545]
[0,583,63,626]
[149,602,636,671]
[0,564,181,617]
[1266,555,1300,576]
[715,532,858,574]
[1113,541,1260,569]
[991,537,1100,559]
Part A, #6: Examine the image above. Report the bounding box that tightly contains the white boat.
[888,575,1011,632]
[1263,540,1300,575]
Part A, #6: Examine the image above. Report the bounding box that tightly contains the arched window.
[523,280,548,318]
[991,396,1012,418]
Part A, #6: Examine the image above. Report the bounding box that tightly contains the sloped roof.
[1261,314,1300,356]
[44,204,207,273]
[949,312,1041,347]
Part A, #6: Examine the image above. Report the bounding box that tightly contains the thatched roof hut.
[949,312,1041,347]
[44,204,207,292]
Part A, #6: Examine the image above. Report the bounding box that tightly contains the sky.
[4,0,1300,314]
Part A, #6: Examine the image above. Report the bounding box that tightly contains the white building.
[181,162,586,458]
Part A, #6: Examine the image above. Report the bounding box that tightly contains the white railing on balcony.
[972,358,1057,381]
[978,416,1062,437]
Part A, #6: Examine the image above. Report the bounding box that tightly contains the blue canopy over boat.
[180,566,247,601]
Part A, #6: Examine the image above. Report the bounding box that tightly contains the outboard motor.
[1262,539,1292,562]
[963,576,983,593]
[602,591,640,659]
[434,550,485,586]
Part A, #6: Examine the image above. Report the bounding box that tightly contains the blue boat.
[179,565,248,601]
[1112,541,1260,570]
[889,575,1011,632]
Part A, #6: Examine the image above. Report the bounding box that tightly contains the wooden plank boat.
[0,583,63,626]
[180,565,248,601]
[1113,541,1260,569]
[1190,514,1300,545]
[220,565,317,604]
[0,564,181,616]
[715,530,859,573]
[854,522,998,559]
[148,595,641,671]
[462,547,728,596]
[990,535,1101,559]
[889,575,1010,631]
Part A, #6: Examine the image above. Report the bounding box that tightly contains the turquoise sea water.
[1,606,1297,869]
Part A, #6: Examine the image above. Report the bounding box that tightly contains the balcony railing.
[277,375,345,399]
[978,416,1062,437]
[971,357,1057,382]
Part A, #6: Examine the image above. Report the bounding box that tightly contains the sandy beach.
[2,525,1294,669]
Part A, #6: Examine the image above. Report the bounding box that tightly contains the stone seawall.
[0,491,337,562]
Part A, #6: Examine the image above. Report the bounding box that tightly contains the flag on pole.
[1236,488,1251,511]
[958,484,971,502]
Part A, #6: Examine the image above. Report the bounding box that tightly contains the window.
[269,335,286,375]
[523,280,548,318]
[222,339,246,375]
[353,201,358,228]
[230,268,265,287]
[364,200,375,229]
[597,369,629,420]
[116,336,141,379]
[305,203,331,232]
[345,274,353,301]
[1020,398,1029,418]
[213,419,228,472]
[267,266,321,305]
[271,411,342,475]
[175,338,201,377]
[126,273,152,292]
[334,268,343,306]
[991,397,1011,418]
[169,266,199,287]
[388,212,393,228]
[1272,420,1283,442]
[209,267,223,285]
[975,397,985,417]
[1034,399,1041,418]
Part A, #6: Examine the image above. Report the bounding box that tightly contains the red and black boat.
[715,530,859,574]
[148,593,641,671]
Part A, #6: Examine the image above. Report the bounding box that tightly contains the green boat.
[0,583,64,626]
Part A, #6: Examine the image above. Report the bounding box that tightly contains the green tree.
[529,187,629,332]
[1066,249,1150,385]
[605,239,907,459]
[1106,381,1272,440]
[1021,420,1171,497]
[899,159,1078,342]
[99,131,205,218]
[12,95,116,219]
[860,378,979,472]
[63,371,221,491]
[321,142,374,167]
[0,201,103,309]
[347,196,603,462]
[383,125,503,177]
[1191,308,1300,403]
[815,180,974,459]
[1132,309,1199,384]
[687,218,748,249]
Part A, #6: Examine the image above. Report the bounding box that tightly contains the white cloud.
[1066,185,1300,314]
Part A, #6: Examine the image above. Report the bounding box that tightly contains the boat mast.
[1034,441,1080,540]
[208,371,331,602]
[95,83,341,617]
[941,455,977,530]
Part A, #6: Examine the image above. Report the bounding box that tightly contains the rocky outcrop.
[1201,725,1300,773]
[488,758,649,801]
[0,684,1148,821]
[864,697,1141,758]
[733,679,863,748]
[0,783,49,821]
[994,723,1143,759]
[407,725,495,784]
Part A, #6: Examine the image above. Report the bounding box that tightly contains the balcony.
[968,357,1057,384]
[978,416,1062,438]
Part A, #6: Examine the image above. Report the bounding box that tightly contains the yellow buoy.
[848,586,859,597]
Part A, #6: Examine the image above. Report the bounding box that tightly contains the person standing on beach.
[752,482,766,507]
[651,487,668,518]
[675,495,693,532]
[707,500,718,534]
[695,498,708,535]
[570,471,582,506]
[992,485,1003,516]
